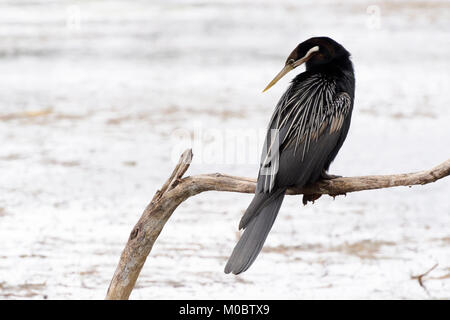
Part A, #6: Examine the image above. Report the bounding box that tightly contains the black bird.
[225,37,355,274]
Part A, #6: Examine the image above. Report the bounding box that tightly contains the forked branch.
[106,149,450,299]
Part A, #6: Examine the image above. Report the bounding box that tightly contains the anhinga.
[225,37,355,274]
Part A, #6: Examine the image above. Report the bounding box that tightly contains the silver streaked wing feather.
[258,74,351,193]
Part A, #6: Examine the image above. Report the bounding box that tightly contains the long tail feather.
[224,190,286,274]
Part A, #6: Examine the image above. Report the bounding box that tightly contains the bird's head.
[263,37,351,92]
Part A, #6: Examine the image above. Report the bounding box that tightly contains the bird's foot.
[302,193,322,205]
[321,171,342,180]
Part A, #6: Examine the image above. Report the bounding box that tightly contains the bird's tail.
[224,190,286,274]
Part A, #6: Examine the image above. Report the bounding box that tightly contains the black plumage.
[225,37,355,274]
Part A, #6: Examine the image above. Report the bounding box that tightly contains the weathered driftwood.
[105,149,450,300]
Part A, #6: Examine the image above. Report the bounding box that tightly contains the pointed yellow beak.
[262,64,293,92]
[262,45,319,92]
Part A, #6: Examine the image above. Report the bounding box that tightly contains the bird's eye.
[287,59,295,65]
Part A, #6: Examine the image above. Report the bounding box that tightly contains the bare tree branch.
[105,149,450,300]
[411,263,439,296]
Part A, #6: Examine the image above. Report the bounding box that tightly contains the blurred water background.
[0,0,449,299]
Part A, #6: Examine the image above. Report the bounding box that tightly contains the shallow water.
[0,0,449,299]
